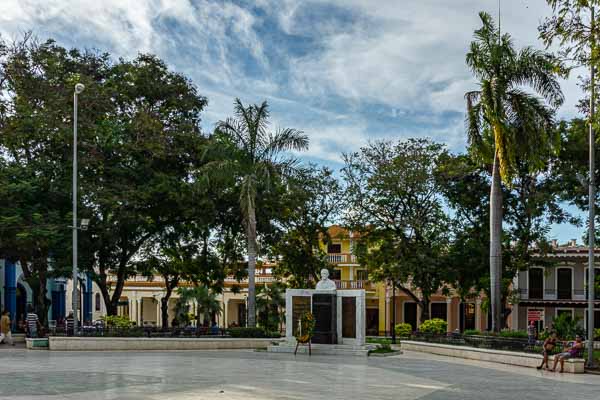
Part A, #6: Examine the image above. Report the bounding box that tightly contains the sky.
[0,0,588,243]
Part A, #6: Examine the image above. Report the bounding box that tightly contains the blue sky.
[0,0,587,243]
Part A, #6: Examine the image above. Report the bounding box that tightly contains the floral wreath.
[295,312,315,344]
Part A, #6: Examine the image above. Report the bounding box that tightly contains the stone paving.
[0,348,598,399]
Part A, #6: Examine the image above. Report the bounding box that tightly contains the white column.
[156,297,161,326]
[285,291,293,340]
[446,298,452,332]
[475,299,482,331]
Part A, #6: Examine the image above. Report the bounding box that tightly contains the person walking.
[0,310,14,346]
[26,305,40,338]
[527,321,537,347]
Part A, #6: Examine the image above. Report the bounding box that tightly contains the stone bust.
[315,268,337,291]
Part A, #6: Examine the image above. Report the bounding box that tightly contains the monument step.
[267,342,375,357]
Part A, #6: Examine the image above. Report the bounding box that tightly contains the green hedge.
[395,323,412,337]
[227,327,280,338]
[463,329,481,336]
[418,318,447,335]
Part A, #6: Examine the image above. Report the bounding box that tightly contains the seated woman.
[551,335,584,373]
[537,331,557,370]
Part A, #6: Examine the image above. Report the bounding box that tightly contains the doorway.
[404,302,417,331]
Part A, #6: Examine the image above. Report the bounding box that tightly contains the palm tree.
[177,286,222,327]
[465,12,563,331]
[214,99,309,327]
[256,282,286,332]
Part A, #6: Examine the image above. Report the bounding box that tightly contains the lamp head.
[74,83,85,94]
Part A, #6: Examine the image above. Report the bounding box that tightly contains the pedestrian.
[0,310,14,346]
[66,312,74,336]
[551,335,584,373]
[26,305,40,338]
[527,320,537,347]
[537,331,557,370]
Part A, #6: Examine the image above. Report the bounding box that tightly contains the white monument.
[267,271,370,355]
[315,268,337,291]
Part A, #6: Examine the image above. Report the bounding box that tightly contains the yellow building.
[323,225,489,335]
[90,225,488,335]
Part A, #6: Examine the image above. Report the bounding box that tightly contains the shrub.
[594,328,600,340]
[498,330,528,339]
[100,315,134,329]
[463,329,481,336]
[418,318,447,335]
[395,323,412,337]
[227,327,280,338]
[552,313,584,340]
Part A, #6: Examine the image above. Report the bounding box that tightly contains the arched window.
[95,293,101,311]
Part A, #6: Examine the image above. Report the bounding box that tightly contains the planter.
[26,338,49,350]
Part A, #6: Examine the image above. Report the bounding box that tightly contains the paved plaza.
[0,348,599,399]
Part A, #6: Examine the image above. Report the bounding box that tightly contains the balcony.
[326,253,357,264]
[335,280,374,290]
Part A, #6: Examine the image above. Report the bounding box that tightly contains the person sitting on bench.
[551,335,584,373]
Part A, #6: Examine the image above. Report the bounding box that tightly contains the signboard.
[527,309,544,322]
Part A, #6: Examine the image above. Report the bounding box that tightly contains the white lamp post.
[72,83,85,334]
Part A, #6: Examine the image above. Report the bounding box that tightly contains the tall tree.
[0,36,110,324]
[540,1,600,364]
[273,165,341,288]
[343,138,452,323]
[78,54,208,315]
[465,12,564,331]
[212,99,308,327]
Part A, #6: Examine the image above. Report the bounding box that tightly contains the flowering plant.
[295,312,315,343]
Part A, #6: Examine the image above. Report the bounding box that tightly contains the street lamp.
[72,83,85,334]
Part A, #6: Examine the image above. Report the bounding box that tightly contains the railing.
[326,253,357,264]
[408,332,574,355]
[50,326,232,338]
[335,280,374,290]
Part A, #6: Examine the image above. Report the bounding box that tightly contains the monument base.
[267,340,375,357]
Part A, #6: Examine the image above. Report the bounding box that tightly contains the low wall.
[401,341,585,374]
[48,336,283,351]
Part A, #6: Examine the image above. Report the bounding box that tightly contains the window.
[95,293,101,311]
[528,268,544,299]
[556,308,573,319]
[356,269,368,281]
[557,268,572,300]
[327,243,341,253]
[431,303,447,322]
[330,269,341,280]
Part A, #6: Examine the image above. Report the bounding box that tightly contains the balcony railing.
[326,253,357,264]
[335,280,374,290]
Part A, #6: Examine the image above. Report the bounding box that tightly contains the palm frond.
[512,47,564,108]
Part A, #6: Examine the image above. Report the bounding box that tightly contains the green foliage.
[552,313,584,340]
[395,323,412,337]
[272,166,341,288]
[343,139,453,322]
[463,329,482,336]
[595,328,600,340]
[227,327,280,338]
[256,282,286,332]
[211,99,309,327]
[498,330,528,339]
[418,319,448,335]
[177,286,222,326]
[100,315,134,328]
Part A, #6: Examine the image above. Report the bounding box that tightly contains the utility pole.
[588,6,596,369]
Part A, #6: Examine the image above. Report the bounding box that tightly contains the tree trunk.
[419,298,430,324]
[246,204,257,327]
[161,297,169,329]
[36,269,50,327]
[490,153,503,332]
